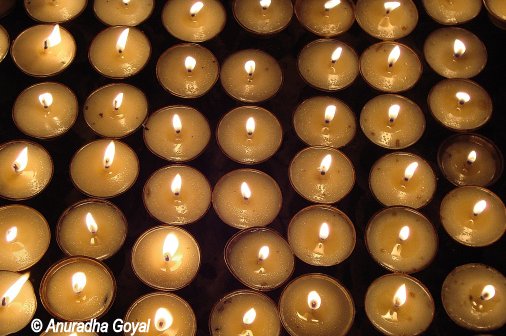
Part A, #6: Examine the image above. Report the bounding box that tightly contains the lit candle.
[56,199,127,260]
[424,27,487,78]
[0,205,50,271]
[131,226,200,291]
[440,186,506,247]
[279,273,355,336]
[24,0,87,22]
[365,274,434,335]
[210,290,281,336]
[0,25,9,62]
[162,0,226,42]
[225,228,295,291]
[298,39,359,91]
[294,0,355,37]
[143,105,211,162]
[40,256,116,321]
[355,0,418,40]
[0,140,53,200]
[428,79,493,131]
[360,94,425,149]
[70,140,139,198]
[0,272,36,335]
[220,49,283,103]
[442,264,506,331]
[233,0,293,35]
[212,169,282,229]
[125,292,197,336]
[366,207,438,273]
[422,0,482,25]
[438,134,502,187]
[94,0,154,26]
[13,82,78,139]
[288,205,356,266]
[11,24,76,77]
[0,0,15,18]
[156,43,219,98]
[217,106,283,164]
[289,146,355,204]
[370,152,437,209]
[360,42,422,93]
[143,165,211,225]
[84,83,148,138]
[89,26,151,78]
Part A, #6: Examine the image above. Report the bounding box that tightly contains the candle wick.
[386,9,391,14]
[454,53,461,58]
[389,118,395,123]
[187,69,192,73]
[174,192,180,196]
[104,160,111,169]
[388,62,394,68]
[403,177,409,182]
[247,131,253,136]
[320,171,326,176]
[325,119,330,124]
[44,40,48,50]
[310,300,318,309]
[13,163,21,173]
[191,13,196,17]
[164,255,171,262]
[467,160,474,165]
[175,129,181,134]
[1,297,6,306]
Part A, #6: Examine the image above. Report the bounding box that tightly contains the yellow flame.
[398,226,410,241]
[403,162,418,181]
[243,308,257,325]
[388,46,401,67]
[244,60,256,77]
[113,92,124,110]
[393,284,407,307]
[307,291,321,310]
[319,154,332,174]
[163,233,179,262]
[481,285,496,301]
[13,147,28,173]
[456,92,471,104]
[45,24,61,49]
[173,114,182,133]
[388,104,400,122]
[453,39,466,57]
[1,273,30,306]
[190,1,204,16]
[5,226,17,243]
[72,272,86,294]
[331,47,343,63]
[171,173,182,196]
[116,28,130,53]
[185,56,197,72]
[319,223,330,240]
[39,93,53,108]
[384,1,401,13]
[103,141,115,169]
[246,117,256,136]
[260,0,271,9]
[467,150,477,164]
[324,105,336,123]
[154,307,173,331]
[85,213,98,234]
[473,200,487,216]
[122,0,131,4]
[258,246,270,261]
[324,0,341,10]
[241,182,252,200]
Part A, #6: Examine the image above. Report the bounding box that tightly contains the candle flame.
[173,114,182,133]
[103,141,115,169]
[393,284,407,307]
[190,1,204,16]
[163,233,179,262]
[1,273,30,307]
[85,213,98,234]
[171,173,182,196]
[258,245,270,261]
[403,162,418,181]
[467,150,477,164]
[45,24,61,49]
[72,272,86,294]
[244,60,256,77]
[384,1,401,14]
[331,47,343,63]
[185,56,197,72]
[307,291,321,310]
[456,92,471,105]
[154,308,173,331]
[398,226,410,241]
[116,28,130,53]
[319,154,332,175]
[243,308,257,325]
[388,46,401,67]
[473,200,487,216]
[123,0,131,4]
[5,226,17,243]
[39,93,53,108]
[453,39,466,57]
[241,182,252,200]
[113,92,124,110]
[481,285,496,301]
[324,105,336,123]
[260,0,271,9]
[13,147,28,173]
[324,0,341,10]
[319,222,330,240]
[246,117,256,136]
[388,104,400,123]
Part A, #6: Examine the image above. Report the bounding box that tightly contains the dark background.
[0,0,505,335]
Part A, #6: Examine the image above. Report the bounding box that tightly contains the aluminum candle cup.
[24,0,87,23]
[0,25,9,62]
[293,96,356,148]
[94,0,154,26]
[294,0,355,37]
[0,205,50,271]
[422,0,482,25]
[233,0,293,35]
[288,205,356,267]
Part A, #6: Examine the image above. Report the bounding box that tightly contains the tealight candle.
[0,205,50,271]
[0,272,36,335]
[0,25,9,62]
[70,140,139,198]
[225,228,295,291]
[210,290,281,336]
[440,186,506,247]
[84,83,148,138]
[438,134,503,187]
[89,26,151,78]
[24,0,87,23]
[293,96,356,148]
[94,0,154,26]
[143,105,211,162]
[298,39,359,91]
[143,165,211,225]
[40,256,116,321]
[484,0,506,25]
[355,0,418,40]
[428,79,493,131]
[220,49,283,103]
[365,274,434,336]
[233,0,293,35]
[11,24,76,77]
[212,169,282,229]
[294,0,355,37]
[422,0,482,25]
[13,82,78,139]
[424,27,487,79]
[217,106,283,164]
[370,152,437,209]
[360,94,425,149]
[125,292,197,336]
[131,226,200,291]
[162,0,226,42]
[56,199,127,260]
[289,146,355,204]
[288,205,356,266]
[156,43,219,98]
[442,264,506,331]
[366,207,438,273]
[279,274,355,336]
[0,140,53,200]
[0,0,15,18]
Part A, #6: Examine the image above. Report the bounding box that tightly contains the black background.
[0,0,505,335]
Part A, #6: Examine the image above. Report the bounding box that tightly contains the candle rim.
[232,0,293,35]
[24,0,88,23]
[293,0,355,37]
[93,0,155,26]
[422,0,482,25]
[0,25,10,63]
